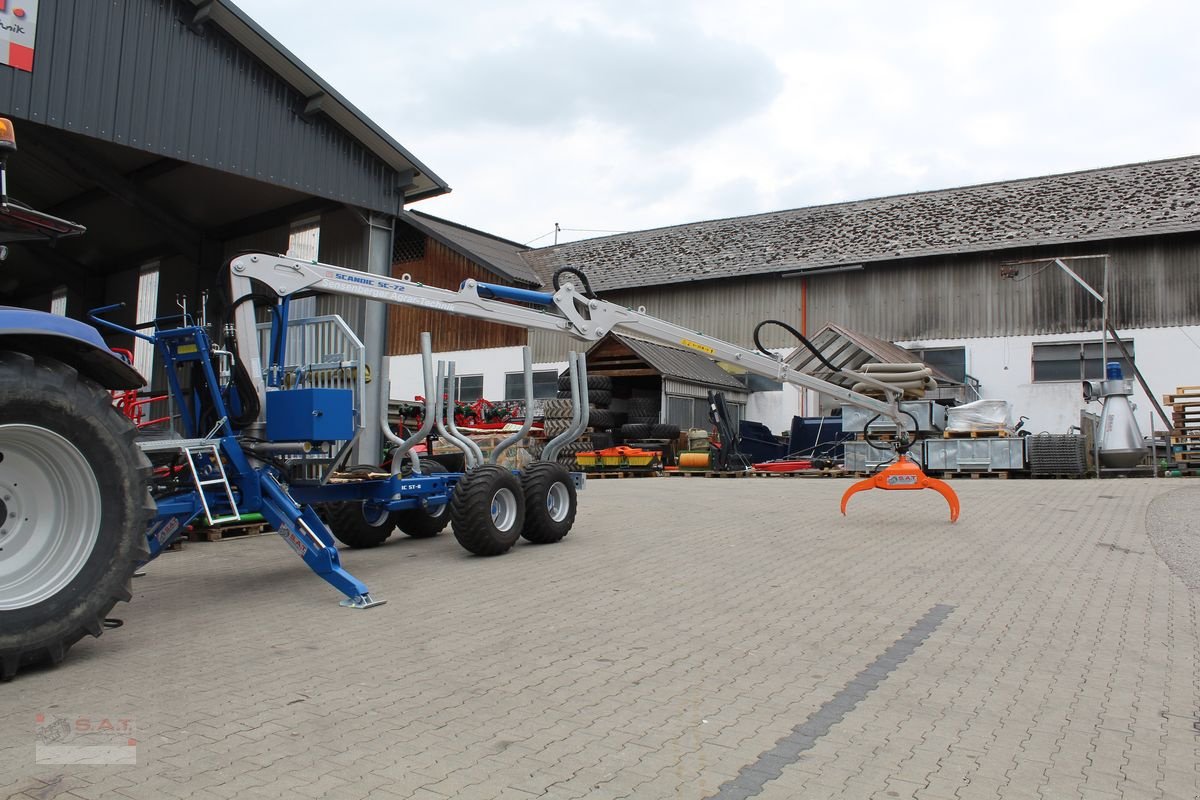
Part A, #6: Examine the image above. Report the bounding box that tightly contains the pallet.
[751,468,848,478]
[942,429,1011,438]
[934,471,1012,479]
[1163,386,1200,404]
[581,470,660,479]
[664,470,753,478]
[188,521,271,542]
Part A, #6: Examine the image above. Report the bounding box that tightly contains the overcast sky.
[237,0,1200,246]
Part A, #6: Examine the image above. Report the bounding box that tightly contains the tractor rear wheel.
[450,465,525,556]
[395,459,451,538]
[519,461,577,544]
[0,351,154,680]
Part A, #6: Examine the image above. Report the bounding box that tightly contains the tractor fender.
[0,306,145,390]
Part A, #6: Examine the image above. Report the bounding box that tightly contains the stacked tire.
[555,373,614,433]
[618,396,662,442]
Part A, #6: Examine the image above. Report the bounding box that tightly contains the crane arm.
[227,253,908,427]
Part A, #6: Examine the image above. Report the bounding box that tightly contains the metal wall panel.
[314,209,367,334]
[0,0,401,214]
[588,234,1200,346]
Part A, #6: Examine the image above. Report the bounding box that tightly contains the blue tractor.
[0,118,159,678]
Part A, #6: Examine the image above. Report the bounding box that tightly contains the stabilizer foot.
[340,593,387,609]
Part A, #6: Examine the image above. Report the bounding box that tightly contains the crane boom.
[227,252,908,427]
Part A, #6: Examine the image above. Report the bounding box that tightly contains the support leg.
[258,472,386,608]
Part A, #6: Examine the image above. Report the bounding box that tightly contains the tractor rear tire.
[394,459,451,538]
[0,351,154,680]
[519,461,577,544]
[450,465,525,556]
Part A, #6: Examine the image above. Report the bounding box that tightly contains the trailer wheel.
[0,351,154,680]
[519,461,577,544]
[395,459,450,538]
[450,465,525,556]
[324,502,397,549]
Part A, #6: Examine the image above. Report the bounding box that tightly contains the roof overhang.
[209,0,451,203]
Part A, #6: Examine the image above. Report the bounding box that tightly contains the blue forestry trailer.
[0,117,956,679]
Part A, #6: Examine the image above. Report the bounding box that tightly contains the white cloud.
[236,0,1200,245]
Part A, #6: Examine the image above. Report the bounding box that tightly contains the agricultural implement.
[0,117,956,679]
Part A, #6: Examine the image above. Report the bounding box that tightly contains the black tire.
[589,431,614,450]
[555,390,572,399]
[325,501,397,548]
[394,459,450,538]
[626,398,659,417]
[588,408,615,429]
[543,398,574,418]
[650,424,681,440]
[620,423,653,440]
[588,389,613,408]
[520,461,577,544]
[629,415,659,426]
[557,374,612,392]
[0,351,155,680]
[542,419,569,438]
[450,465,526,556]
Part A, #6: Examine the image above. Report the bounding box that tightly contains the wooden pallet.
[664,470,753,478]
[942,429,1011,438]
[751,469,848,478]
[933,470,1013,479]
[581,470,660,479]
[1163,386,1200,405]
[188,521,271,542]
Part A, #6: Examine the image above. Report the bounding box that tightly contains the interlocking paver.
[1,479,1197,800]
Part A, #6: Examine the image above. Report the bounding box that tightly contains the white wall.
[388,326,1198,440]
[897,326,1200,437]
[387,346,565,401]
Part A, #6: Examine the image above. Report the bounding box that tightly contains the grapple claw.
[840,477,877,515]
[838,453,961,522]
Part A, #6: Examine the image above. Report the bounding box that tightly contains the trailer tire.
[0,351,154,680]
[520,461,577,544]
[451,465,525,556]
[395,459,450,538]
[324,501,397,549]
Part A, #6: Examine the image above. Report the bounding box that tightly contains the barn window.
[455,374,484,402]
[1032,340,1134,383]
[132,263,160,388]
[287,217,320,319]
[504,370,558,400]
[907,346,966,383]
[393,225,425,264]
[50,286,67,316]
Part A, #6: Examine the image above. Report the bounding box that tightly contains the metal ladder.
[183,443,242,526]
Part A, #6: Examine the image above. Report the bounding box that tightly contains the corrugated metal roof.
[522,155,1200,291]
[402,211,541,286]
[607,335,747,390]
[0,0,449,214]
[214,1,450,203]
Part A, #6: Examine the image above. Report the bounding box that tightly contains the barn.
[388,155,1200,437]
[0,0,449,459]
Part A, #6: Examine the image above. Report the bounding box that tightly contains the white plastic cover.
[946,399,1012,431]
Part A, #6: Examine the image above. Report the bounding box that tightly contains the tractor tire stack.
[619,397,661,441]
[541,397,582,468]
[541,397,574,438]
[555,373,615,433]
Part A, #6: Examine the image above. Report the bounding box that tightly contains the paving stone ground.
[1,477,1197,800]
